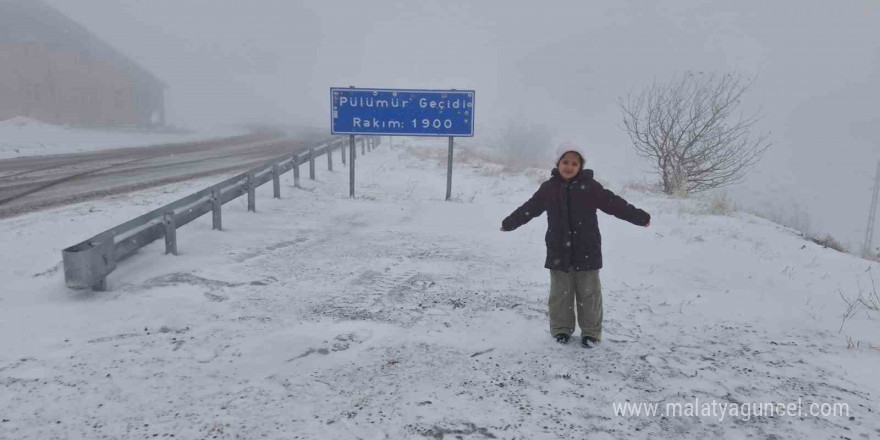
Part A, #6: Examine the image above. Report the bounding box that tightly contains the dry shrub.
[404,139,554,184]
[808,233,847,253]
[745,200,813,238]
[404,144,441,161]
[623,181,663,195]
[708,192,734,215]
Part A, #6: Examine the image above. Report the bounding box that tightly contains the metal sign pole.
[446,136,454,201]
[349,135,356,198]
[863,160,880,256]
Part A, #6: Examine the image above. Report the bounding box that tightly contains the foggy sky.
[44,0,880,247]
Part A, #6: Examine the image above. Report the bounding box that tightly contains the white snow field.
[0,117,244,159]
[0,138,878,439]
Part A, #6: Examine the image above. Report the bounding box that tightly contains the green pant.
[549,269,602,339]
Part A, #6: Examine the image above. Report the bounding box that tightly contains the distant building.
[0,0,165,127]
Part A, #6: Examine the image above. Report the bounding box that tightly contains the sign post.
[446,137,454,201]
[349,135,355,198]
[331,87,474,200]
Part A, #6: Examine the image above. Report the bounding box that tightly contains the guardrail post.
[327,143,333,171]
[247,172,256,212]
[163,211,177,255]
[293,154,301,188]
[273,164,281,199]
[309,148,316,180]
[211,188,222,231]
[341,141,346,166]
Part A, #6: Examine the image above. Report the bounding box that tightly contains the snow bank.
[0,117,245,159]
[0,137,877,439]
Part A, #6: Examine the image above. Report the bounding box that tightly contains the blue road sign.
[331,88,475,137]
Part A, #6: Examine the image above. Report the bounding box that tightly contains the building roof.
[0,0,166,88]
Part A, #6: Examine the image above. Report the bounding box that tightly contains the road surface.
[0,130,323,218]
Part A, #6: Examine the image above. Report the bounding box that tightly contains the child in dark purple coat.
[501,144,650,348]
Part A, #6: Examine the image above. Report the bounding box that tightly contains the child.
[500,143,651,348]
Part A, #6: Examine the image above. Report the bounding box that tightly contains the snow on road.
[0,117,245,159]
[0,138,878,439]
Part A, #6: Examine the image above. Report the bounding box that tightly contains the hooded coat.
[501,168,650,271]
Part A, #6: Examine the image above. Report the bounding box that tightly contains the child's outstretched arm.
[592,181,651,227]
[501,186,546,231]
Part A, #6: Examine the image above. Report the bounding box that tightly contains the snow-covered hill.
[0,138,877,439]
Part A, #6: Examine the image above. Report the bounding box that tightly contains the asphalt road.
[0,130,322,218]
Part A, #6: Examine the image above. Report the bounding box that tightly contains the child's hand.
[644,220,650,227]
[500,226,509,232]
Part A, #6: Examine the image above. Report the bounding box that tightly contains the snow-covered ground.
[0,117,245,159]
[0,138,878,439]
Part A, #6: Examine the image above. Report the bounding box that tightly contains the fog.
[45,0,880,249]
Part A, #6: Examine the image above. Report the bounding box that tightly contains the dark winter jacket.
[501,168,650,271]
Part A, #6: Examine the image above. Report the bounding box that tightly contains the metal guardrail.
[62,135,381,291]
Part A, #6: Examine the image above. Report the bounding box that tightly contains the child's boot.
[581,336,600,348]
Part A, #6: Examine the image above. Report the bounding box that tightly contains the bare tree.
[620,72,771,195]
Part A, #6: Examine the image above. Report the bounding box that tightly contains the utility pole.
[863,160,880,257]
